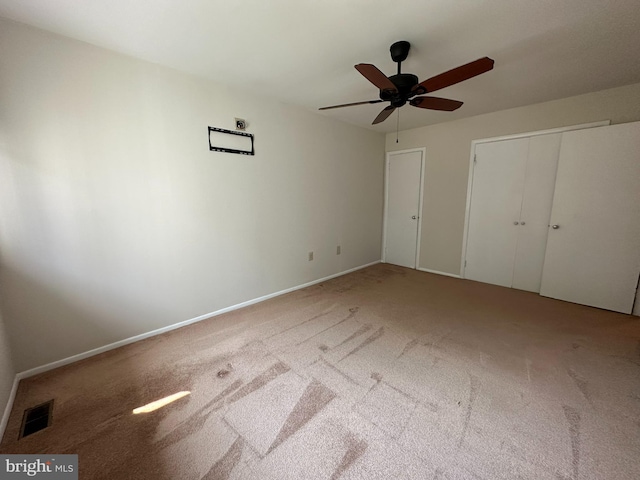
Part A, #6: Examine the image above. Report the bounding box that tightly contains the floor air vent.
[19,400,54,439]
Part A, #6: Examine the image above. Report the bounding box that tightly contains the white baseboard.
[0,375,20,442]
[0,260,380,440]
[417,267,461,279]
[17,260,381,381]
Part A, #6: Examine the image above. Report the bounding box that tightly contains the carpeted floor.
[1,264,639,479]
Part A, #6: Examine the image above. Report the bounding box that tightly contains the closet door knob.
[411,215,417,220]
[520,221,526,225]
[513,221,519,225]
[552,224,560,229]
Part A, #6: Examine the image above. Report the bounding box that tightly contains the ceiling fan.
[319,41,494,125]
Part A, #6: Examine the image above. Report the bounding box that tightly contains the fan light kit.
[319,41,494,125]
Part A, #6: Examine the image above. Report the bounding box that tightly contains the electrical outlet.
[336,245,341,255]
[308,251,314,261]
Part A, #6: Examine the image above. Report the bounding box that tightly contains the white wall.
[0,308,15,436]
[0,19,385,371]
[386,83,640,278]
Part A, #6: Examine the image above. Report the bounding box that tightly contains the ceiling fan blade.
[372,105,395,125]
[319,99,385,110]
[414,57,494,94]
[355,64,398,93]
[410,96,463,111]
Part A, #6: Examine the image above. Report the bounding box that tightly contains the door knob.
[520,221,526,225]
[411,215,417,220]
[513,221,519,225]
[552,224,560,229]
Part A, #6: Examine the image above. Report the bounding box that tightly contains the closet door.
[511,134,561,292]
[464,138,528,287]
[540,122,640,314]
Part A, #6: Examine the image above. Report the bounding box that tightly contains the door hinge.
[473,154,477,163]
[464,260,467,267]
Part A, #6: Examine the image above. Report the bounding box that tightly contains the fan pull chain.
[396,108,400,143]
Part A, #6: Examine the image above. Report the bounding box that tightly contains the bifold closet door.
[510,133,561,292]
[464,138,528,287]
[540,122,640,314]
[465,133,561,291]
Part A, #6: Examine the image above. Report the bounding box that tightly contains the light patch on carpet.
[132,391,190,414]
[154,380,243,449]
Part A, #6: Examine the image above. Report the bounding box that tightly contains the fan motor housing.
[380,73,419,104]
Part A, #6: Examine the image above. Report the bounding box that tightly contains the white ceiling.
[1,0,640,133]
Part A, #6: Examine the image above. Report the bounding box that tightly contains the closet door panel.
[511,133,561,292]
[540,122,640,313]
[465,138,529,287]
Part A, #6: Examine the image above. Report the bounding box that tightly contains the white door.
[540,122,640,314]
[464,138,528,287]
[511,134,562,292]
[465,134,562,291]
[384,150,423,268]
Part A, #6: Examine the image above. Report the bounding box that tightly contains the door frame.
[382,148,426,268]
[460,121,610,278]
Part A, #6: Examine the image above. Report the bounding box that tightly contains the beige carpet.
[2,264,640,479]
